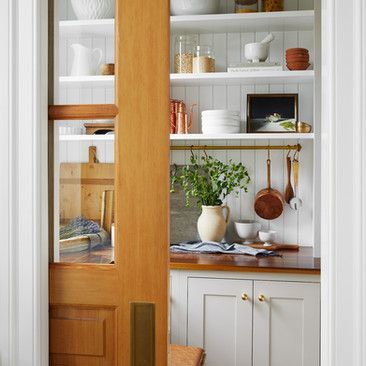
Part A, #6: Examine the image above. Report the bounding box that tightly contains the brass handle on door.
[258,294,265,302]
[241,293,249,301]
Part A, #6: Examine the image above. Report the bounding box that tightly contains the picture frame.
[247,94,298,133]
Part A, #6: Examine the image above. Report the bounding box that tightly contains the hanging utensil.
[284,152,294,204]
[289,157,303,210]
[254,151,284,220]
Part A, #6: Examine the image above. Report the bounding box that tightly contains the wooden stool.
[170,344,205,366]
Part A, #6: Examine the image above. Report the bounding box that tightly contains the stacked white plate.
[201,110,241,134]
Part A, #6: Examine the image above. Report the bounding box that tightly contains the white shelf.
[58,12,313,37]
[171,10,314,34]
[171,70,314,86]
[170,133,314,141]
[59,19,114,37]
[59,133,313,142]
[59,71,313,88]
[59,75,114,88]
[59,135,114,141]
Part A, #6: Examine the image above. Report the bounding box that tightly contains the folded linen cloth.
[170,241,280,257]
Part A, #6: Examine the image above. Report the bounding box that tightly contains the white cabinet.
[253,281,320,366]
[171,271,320,366]
[187,278,252,366]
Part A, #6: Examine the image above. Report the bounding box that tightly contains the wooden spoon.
[284,156,294,204]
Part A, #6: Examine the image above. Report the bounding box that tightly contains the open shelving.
[58,10,314,37]
[59,70,313,88]
[59,133,314,142]
[170,10,314,34]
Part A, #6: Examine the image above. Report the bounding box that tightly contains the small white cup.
[258,230,276,247]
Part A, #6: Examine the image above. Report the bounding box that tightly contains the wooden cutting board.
[248,243,300,251]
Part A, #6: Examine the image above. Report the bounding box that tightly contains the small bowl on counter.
[234,220,261,244]
[171,0,220,15]
[296,122,312,133]
[258,230,276,247]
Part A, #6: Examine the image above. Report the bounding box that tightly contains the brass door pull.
[258,294,265,302]
[241,293,249,301]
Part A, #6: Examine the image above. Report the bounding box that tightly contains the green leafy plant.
[171,153,251,207]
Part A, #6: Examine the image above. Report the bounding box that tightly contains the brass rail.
[170,144,302,152]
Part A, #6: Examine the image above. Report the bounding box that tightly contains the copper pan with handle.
[254,157,284,220]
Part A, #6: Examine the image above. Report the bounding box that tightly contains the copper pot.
[254,158,284,220]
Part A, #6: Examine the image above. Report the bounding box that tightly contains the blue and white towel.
[170,241,280,257]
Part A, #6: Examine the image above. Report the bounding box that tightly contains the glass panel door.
[54,120,115,264]
[53,0,115,105]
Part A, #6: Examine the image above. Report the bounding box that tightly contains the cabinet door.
[253,281,320,366]
[188,278,253,366]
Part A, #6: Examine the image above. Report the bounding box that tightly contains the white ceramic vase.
[197,205,230,242]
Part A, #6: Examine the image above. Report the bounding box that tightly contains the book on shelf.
[227,62,283,73]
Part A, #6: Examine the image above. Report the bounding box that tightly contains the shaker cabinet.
[253,281,320,366]
[187,278,253,366]
[171,271,320,366]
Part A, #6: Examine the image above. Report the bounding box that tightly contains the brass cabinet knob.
[258,294,265,302]
[241,293,249,301]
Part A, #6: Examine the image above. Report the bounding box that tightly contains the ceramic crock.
[197,205,230,242]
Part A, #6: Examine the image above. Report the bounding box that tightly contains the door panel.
[187,278,253,366]
[253,281,320,366]
[49,0,170,364]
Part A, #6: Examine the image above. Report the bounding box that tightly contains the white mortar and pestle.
[245,33,275,63]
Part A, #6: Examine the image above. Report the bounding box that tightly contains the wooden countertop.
[59,246,320,275]
[170,247,320,274]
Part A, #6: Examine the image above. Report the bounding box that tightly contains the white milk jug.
[70,43,103,76]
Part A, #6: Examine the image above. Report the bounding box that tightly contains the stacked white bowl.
[201,110,241,134]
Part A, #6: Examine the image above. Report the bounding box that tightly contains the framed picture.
[247,94,298,133]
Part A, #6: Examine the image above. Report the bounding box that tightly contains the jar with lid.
[262,0,284,12]
[193,45,215,73]
[235,0,258,13]
[174,35,197,74]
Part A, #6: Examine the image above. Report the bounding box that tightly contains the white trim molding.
[0,0,48,365]
[321,0,366,365]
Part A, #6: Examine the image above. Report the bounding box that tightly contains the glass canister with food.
[235,0,258,13]
[262,0,284,12]
[174,35,197,73]
[193,45,215,73]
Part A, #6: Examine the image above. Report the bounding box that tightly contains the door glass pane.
[53,0,115,105]
[53,120,115,264]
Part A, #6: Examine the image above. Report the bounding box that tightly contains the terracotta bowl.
[287,62,310,70]
[286,56,310,62]
[286,47,309,54]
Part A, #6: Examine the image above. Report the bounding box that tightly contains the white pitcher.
[197,205,230,242]
[70,43,103,76]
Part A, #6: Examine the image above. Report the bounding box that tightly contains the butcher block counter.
[170,247,320,274]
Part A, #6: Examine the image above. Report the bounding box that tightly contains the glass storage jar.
[262,0,284,12]
[193,45,215,73]
[174,35,197,74]
[235,0,258,13]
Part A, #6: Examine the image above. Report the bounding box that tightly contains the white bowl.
[202,110,240,117]
[71,0,114,20]
[258,230,276,246]
[245,42,269,63]
[234,220,261,244]
[202,120,241,127]
[202,115,241,121]
[202,125,240,134]
[171,0,220,15]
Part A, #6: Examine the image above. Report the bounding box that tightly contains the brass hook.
[267,146,271,160]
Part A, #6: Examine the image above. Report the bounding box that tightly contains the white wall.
[321,0,366,365]
[0,0,14,364]
[0,0,48,365]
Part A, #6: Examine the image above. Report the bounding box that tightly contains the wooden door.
[253,281,320,366]
[187,278,253,366]
[48,0,170,365]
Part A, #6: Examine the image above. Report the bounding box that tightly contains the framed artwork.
[247,94,298,133]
